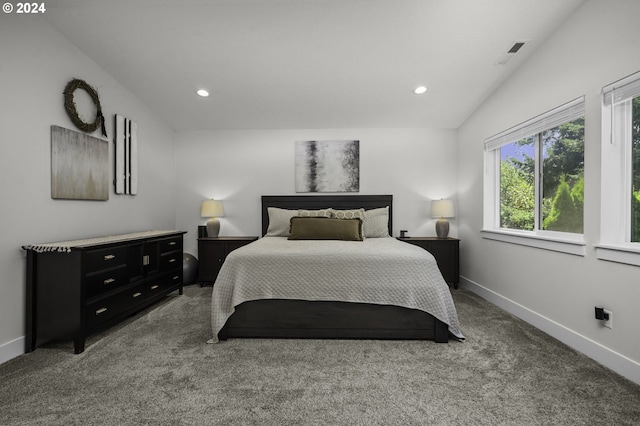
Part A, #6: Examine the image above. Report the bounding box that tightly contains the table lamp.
[201,199,225,237]
[431,199,455,239]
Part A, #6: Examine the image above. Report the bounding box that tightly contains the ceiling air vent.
[507,42,526,54]
[495,40,529,65]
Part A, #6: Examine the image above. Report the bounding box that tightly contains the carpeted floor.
[1,285,639,426]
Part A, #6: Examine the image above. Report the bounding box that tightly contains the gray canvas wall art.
[295,140,360,193]
[51,125,109,201]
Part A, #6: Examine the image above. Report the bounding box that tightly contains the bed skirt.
[218,299,450,343]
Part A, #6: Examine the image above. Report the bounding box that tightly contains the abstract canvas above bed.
[295,140,360,192]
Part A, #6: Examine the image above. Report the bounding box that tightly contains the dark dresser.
[24,230,186,354]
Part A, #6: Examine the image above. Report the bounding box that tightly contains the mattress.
[210,236,464,342]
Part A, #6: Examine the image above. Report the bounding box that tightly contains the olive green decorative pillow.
[288,217,363,241]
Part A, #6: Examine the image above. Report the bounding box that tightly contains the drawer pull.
[96,307,108,315]
[169,241,177,246]
[150,285,159,290]
[168,258,176,263]
[173,275,180,280]
[104,254,116,261]
[104,278,115,285]
[132,292,142,298]
[143,255,150,266]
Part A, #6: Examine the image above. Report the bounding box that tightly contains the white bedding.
[210,236,464,342]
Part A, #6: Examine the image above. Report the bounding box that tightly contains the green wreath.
[63,78,107,136]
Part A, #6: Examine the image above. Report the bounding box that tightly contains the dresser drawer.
[85,246,128,273]
[160,251,181,271]
[164,271,182,289]
[86,284,146,329]
[146,279,164,299]
[127,285,147,307]
[146,273,181,299]
[86,265,129,298]
[159,237,182,254]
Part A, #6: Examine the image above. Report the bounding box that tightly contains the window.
[598,71,640,265]
[632,96,640,242]
[499,137,535,231]
[483,97,586,255]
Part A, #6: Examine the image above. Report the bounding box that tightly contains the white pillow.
[363,206,390,238]
[266,207,298,236]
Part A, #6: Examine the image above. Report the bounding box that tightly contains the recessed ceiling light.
[196,89,210,97]
[414,86,428,95]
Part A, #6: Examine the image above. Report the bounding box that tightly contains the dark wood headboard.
[261,195,393,236]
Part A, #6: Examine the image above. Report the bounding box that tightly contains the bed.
[210,195,463,343]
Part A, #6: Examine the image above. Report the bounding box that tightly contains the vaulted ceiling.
[43,0,584,130]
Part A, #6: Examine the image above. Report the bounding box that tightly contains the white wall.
[0,16,176,362]
[458,0,640,384]
[175,128,458,256]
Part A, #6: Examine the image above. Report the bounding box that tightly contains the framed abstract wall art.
[51,125,109,201]
[295,140,360,193]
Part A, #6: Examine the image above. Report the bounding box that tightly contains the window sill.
[481,229,586,256]
[595,243,640,267]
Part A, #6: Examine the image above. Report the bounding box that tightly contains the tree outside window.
[499,118,584,234]
[500,138,534,231]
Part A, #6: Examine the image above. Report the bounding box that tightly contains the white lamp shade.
[201,199,225,218]
[431,199,455,218]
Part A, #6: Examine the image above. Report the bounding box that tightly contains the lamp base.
[206,218,221,237]
[435,218,450,239]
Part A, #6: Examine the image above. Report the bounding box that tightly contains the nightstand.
[197,236,258,285]
[397,237,460,288]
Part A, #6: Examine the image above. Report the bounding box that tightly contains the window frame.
[483,97,586,256]
[597,71,640,266]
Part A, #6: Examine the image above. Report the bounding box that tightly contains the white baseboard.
[459,276,640,386]
[0,336,25,365]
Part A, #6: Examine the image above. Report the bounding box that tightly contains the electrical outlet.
[603,309,613,329]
